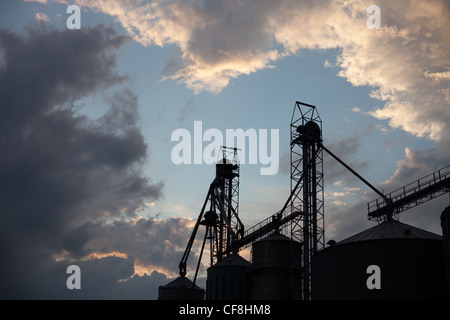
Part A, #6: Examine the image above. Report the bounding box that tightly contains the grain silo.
[158,276,205,300]
[206,254,251,300]
[248,232,302,300]
[312,219,446,299]
[442,206,450,299]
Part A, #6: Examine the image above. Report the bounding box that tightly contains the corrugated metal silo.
[206,254,251,300]
[312,219,446,299]
[158,276,205,300]
[248,232,302,300]
[441,206,450,299]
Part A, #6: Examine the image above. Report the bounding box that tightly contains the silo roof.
[211,254,251,268]
[161,276,204,291]
[338,219,442,244]
[258,232,292,242]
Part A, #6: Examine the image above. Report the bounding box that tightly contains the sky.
[0,0,449,299]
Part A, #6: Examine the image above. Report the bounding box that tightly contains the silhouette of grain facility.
[158,102,450,300]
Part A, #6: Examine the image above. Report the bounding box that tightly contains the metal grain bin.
[249,233,302,300]
[158,276,205,300]
[441,206,450,299]
[312,220,446,300]
[206,254,251,300]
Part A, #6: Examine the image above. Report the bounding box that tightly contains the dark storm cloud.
[0,25,166,298]
[73,216,198,270]
[54,215,202,300]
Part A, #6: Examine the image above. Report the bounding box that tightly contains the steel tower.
[178,147,244,282]
[214,146,242,262]
[290,101,325,300]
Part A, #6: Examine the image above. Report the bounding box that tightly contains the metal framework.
[368,165,450,222]
[178,102,327,300]
[178,147,244,283]
[290,101,325,300]
[214,146,242,261]
[176,100,450,300]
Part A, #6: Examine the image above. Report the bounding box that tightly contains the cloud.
[73,0,283,94]
[0,25,169,298]
[323,136,369,184]
[24,0,48,3]
[50,216,200,299]
[35,12,50,22]
[331,192,346,197]
[363,1,450,143]
[382,147,450,190]
[332,200,348,207]
[68,217,197,272]
[66,0,450,147]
